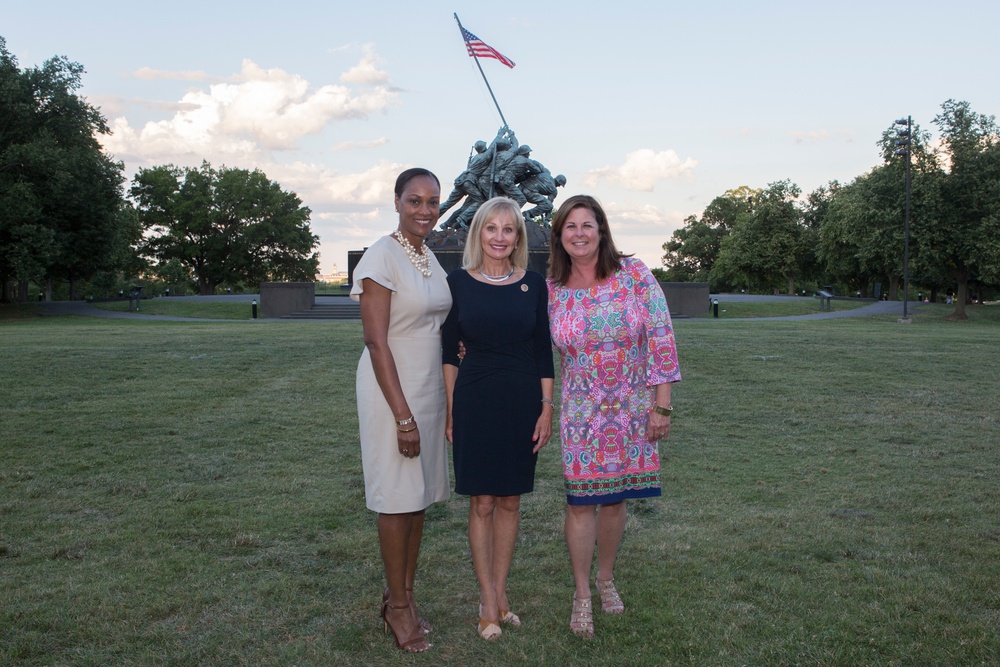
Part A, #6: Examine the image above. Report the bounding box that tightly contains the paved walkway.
[35,294,916,322]
[697,295,915,321]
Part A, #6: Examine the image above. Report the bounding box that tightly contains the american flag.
[462,27,516,69]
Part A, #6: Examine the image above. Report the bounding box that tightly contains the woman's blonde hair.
[462,197,529,270]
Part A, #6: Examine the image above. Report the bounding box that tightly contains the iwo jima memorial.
[345,15,709,318]
[348,14,564,282]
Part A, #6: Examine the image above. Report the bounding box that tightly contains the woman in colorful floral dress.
[546,194,681,638]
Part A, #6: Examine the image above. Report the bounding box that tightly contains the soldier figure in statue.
[436,125,565,235]
[494,145,539,206]
[438,139,489,221]
[440,127,515,229]
[520,164,566,224]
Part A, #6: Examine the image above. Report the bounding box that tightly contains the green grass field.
[90,299,253,319]
[89,295,867,320]
[702,298,866,318]
[1,303,997,666]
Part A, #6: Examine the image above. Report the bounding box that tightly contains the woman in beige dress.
[351,168,452,653]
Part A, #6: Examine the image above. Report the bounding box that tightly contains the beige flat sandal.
[570,595,594,638]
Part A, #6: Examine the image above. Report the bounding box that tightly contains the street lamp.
[894,117,912,323]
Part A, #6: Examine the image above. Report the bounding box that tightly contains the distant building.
[316,262,348,284]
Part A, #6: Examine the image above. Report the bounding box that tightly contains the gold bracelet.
[653,404,673,417]
[397,424,417,433]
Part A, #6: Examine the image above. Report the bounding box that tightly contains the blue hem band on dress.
[565,487,662,506]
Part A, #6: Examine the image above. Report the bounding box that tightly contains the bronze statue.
[519,164,566,224]
[438,126,564,231]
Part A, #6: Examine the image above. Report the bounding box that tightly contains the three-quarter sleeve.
[533,275,555,379]
[441,272,461,367]
[629,258,681,386]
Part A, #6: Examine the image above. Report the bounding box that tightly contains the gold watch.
[653,404,673,417]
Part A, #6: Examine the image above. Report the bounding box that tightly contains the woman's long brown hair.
[547,194,629,285]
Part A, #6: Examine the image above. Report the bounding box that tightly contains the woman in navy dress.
[442,197,555,640]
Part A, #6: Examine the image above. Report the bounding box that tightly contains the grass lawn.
[1,304,997,666]
[90,299,253,320]
[702,298,867,318]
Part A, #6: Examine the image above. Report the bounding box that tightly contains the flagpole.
[454,13,509,129]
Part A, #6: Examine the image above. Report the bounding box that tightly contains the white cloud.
[340,44,391,86]
[102,54,400,164]
[98,50,410,276]
[790,129,855,144]
[594,202,689,269]
[585,149,698,192]
[89,94,201,119]
[130,67,217,82]
[313,208,397,274]
[87,94,127,119]
[332,137,390,151]
[604,202,688,234]
[268,160,405,207]
[216,59,398,150]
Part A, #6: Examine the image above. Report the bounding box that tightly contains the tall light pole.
[894,117,912,323]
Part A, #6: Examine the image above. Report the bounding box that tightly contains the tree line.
[659,99,1000,319]
[5,38,997,314]
[0,38,318,302]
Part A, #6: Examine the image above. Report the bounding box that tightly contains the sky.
[6,0,1000,274]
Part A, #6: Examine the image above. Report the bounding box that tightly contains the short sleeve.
[350,238,398,302]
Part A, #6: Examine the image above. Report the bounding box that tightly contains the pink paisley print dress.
[547,257,681,505]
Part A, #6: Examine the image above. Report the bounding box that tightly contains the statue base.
[349,221,551,286]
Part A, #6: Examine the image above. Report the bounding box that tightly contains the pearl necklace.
[392,230,431,278]
[478,266,515,283]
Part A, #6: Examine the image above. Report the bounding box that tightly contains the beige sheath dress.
[351,235,452,513]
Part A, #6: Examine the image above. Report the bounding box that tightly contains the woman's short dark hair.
[548,194,629,285]
[394,168,440,197]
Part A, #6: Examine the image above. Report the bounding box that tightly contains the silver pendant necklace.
[479,266,515,283]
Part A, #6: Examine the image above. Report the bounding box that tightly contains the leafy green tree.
[925,99,1000,318]
[702,185,759,232]
[0,180,54,300]
[153,258,195,295]
[661,186,758,290]
[797,182,839,291]
[660,215,721,283]
[818,175,885,295]
[131,162,319,294]
[712,180,808,294]
[802,181,840,231]
[0,36,127,301]
[817,121,940,300]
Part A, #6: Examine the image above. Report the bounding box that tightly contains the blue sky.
[6,1,999,273]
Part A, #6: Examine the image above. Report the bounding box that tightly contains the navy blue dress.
[442,270,554,496]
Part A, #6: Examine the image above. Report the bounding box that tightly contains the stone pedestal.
[349,222,551,287]
[259,282,314,318]
[660,282,710,318]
